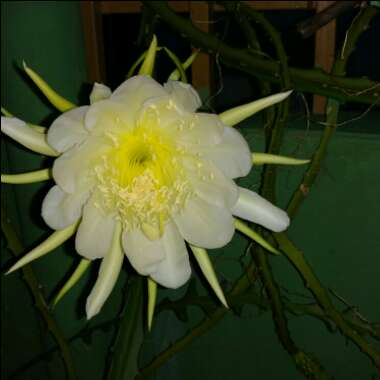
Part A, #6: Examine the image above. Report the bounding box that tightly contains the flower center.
[93,114,192,239]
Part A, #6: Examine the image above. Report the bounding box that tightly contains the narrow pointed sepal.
[1,168,51,184]
[169,50,199,80]
[1,106,12,117]
[163,47,187,83]
[1,117,58,156]
[219,90,293,127]
[86,221,124,319]
[23,62,75,112]
[138,35,158,76]
[6,222,79,274]
[147,277,157,331]
[52,258,91,308]
[189,245,228,308]
[234,219,281,255]
[252,153,310,166]
[127,47,162,79]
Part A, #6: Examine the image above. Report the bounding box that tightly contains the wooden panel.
[99,1,314,14]
[81,1,106,83]
[81,0,329,110]
[214,1,314,11]
[313,1,336,114]
[190,2,211,92]
[99,1,190,14]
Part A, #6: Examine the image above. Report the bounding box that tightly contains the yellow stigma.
[93,107,192,238]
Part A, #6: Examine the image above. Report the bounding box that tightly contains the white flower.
[43,74,289,283]
[2,41,307,321]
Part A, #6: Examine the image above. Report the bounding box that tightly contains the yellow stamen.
[93,111,192,236]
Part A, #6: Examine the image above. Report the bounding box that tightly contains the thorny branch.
[139,1,380,377]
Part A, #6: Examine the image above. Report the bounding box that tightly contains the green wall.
[1,2,379,380]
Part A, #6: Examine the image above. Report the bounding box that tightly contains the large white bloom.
[2,46,307,321]
[41,75,287,288]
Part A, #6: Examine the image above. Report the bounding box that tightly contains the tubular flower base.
[1,37,301,322]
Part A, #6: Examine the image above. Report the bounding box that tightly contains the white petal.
[75,200,116,259]
[164,80,201,112]
[86,221,124,319]
[47,106,89,153]
[232,187,290,232]
[84,99,135,134]
[1,116,58,156]
[181,157,238,208]
[122,227,166,276]
[137,98,223,147]
[176,113,224,147]
[199,126,252,179]
[41,185,89,230]
[52,136,107,193]
[110,75,167,120]
[149,222,191,289]
[173,196,235,249]
[89,83,112,104]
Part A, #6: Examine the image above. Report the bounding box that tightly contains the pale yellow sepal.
[1,117,58,156]
[234,219,281,255]
[1,107,12,117]
[147,277,157,331]
[6,221,79,274]
[23,62,75,112]
[1,168,51,184]
[219,90,293,127]
[163,47,187,83]
[86,221,124,319]
[138,35,158,76]
[127,47,162,79]
[252,153,310,166]
[2,106,46,133]
[169,50,199,80]
[189,245,228,308]
[52,258,91,307]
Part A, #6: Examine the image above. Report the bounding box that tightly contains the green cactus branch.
[226,1,309,372]
[144,1,380,105]
[1,203,78,380]
[138,2,380,378]
[287,5,379,218]
[275,7,380,370]
[238,5,332,377]
[276,232,380,368]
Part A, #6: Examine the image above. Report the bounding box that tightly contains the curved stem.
[144,1,379,105]
[287,6,379,217]
[1,203,78,380]
[275,232,380,368]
